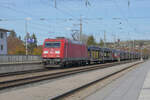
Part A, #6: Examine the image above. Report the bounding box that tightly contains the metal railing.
[0,55,42,63]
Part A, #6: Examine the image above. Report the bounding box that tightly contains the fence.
[0,55,42,63]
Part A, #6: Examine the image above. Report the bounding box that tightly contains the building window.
[1,45,3,51]
[0,32,3,39]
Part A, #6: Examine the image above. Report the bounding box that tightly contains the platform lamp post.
[139,42,143,61]
[140,48,143,61]
[25,17,31,55]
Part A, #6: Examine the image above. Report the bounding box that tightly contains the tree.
[31,33,37,46]
[24,32,30,42]
[7,36,25,55]
[15,44,26,55]
[99,38,104,47]
[9,30,17,38]
[18,35,21,40]
[32,46,42,55]
[143,48,150,55]
[29,33,37,54]
[87,35,96,46]
[7,30,26,55]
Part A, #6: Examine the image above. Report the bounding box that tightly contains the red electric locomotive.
[42,37,89,67]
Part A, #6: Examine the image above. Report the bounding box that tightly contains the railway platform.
[86,60,150,100]
[0,61,43,74]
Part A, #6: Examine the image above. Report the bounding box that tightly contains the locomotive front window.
[45,42,60,48]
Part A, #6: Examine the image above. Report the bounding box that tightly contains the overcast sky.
[0,0,150,44]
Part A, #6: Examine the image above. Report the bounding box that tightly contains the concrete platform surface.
[0,62,138,100]
[86,60,150,100]
[138,63,150,100]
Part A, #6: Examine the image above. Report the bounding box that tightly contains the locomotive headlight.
[55,50,60,54]
[43,51,48,54]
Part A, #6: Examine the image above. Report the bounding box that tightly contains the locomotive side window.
[45,42,60,48]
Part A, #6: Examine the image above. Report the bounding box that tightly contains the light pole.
[139,42,143,61]
[104,30,106,48]
[140,45,143,61]
[25,17,31,55]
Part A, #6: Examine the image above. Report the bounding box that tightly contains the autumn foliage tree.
[7,30,40,55]
[87,35,96,46]
[32,46,42,55]
[7,30,25,55]
[99,38,104,47]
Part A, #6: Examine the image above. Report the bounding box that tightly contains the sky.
[0,0,150,44]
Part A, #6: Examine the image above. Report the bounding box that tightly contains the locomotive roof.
[45,38,84,45]
[68,39,84,45]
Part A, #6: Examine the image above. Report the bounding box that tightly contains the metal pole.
[141,47,143,61]
[80,16,82,42]
[130,41,132,60]
[54,0,57,8]
[25,19,28,55]
[104,30,106,48]
[112,33,116,49]
[128,40,130,60]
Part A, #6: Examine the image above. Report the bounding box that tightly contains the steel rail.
[0,69,48,77]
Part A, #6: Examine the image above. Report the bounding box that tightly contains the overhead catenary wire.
[112,0,141,36]
[0,5,35,17]
[1,0,149,42]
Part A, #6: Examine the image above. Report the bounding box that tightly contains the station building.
[0,28,10,55]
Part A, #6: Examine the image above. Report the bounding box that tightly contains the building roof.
[0,28,10,32]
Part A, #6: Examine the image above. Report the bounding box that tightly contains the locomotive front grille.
[43,58,61,65]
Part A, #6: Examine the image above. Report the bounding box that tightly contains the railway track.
[0,60,137,90]
[0,69,49,77]
[0,60,132,78]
